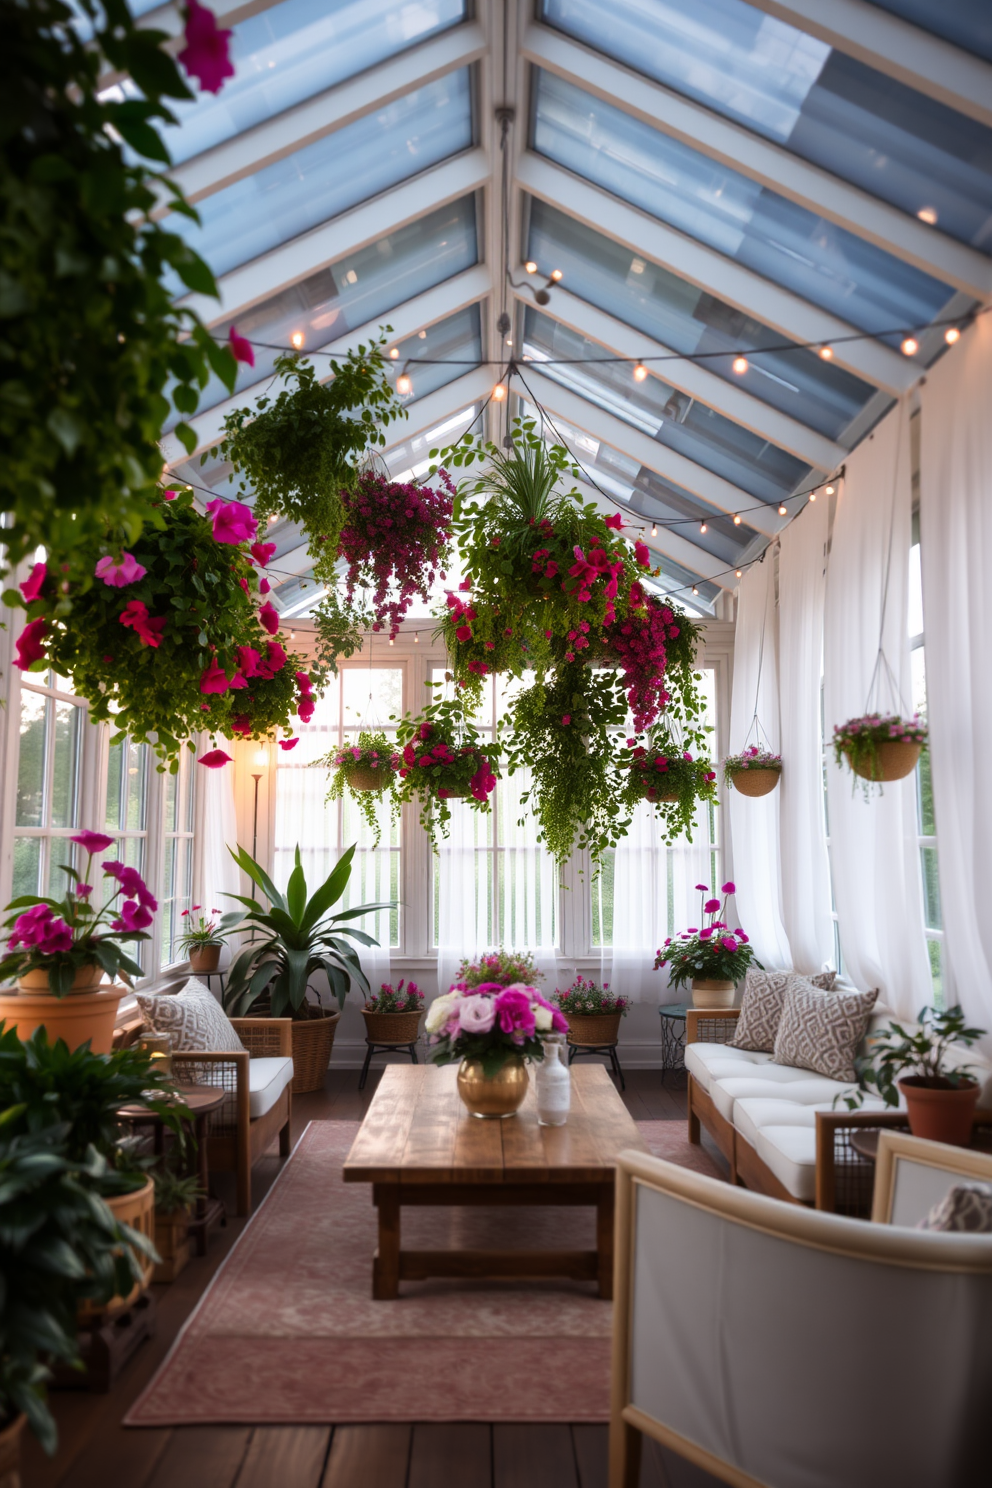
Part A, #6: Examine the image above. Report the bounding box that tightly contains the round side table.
[118,1087,226,1255]
[658,1003,689,1085]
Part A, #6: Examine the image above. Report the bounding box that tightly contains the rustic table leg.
[597,1186,615,1300]
[373,1185,401,1300]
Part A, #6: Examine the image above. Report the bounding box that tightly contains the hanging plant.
[833,713,927,793]
[724,745,783,797]
[339,468,455,638]
[322,731,401,848]
[8,489,305,763]
[622,736,717,842]
[214,345,405,581]
[601,590,701,734]
[1,0,240,578]
[311,586,371,675]
[394,690,498,851]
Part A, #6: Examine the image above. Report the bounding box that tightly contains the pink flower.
[260,640,287,676]
[695,884,709,893]
[259,577,270,594]
[734,929,749,943]
[455,624,472,642]
[721,881,736,894]
[258,601,279,635]
[178,0,235,94]
[279,739,298,751]
[70,830,114,855]
[704,898,721,913]
[605,513,624,529]
[112,900,153,933]
[699,927,713,939]
[458,994,497,1034]
[198,749,232,768]
[95,552,147,587]
[119,600,165,648]
[720,936,739,953]
[634,541,651,567]
[19,563,47,603]
[162,489,177,501]
[103,861,157,909]
[249,541,276,567]
[76,884,93,898]
[15,618,48,670]
[561,714,571,726]
[228,325,254,367]
[205,498,258,546]
[493,987,536,1041]
[199,660,232,694]
[236,646,262,678]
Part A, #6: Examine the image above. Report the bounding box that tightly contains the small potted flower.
[177,906,237,975]
[395,693,498,851]
[654,882,760,1009]
[833,713,927,790]
[362,980,424,1046]
[455,950,543,988]
[723,745,782,797]
[553,976,629,1047]
[849,1005,985,1146]
[0,830,154,1051]
[323,730,401,847]
[425,981,567,1118]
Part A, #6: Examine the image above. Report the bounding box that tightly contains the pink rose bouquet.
[425,981,567,1076]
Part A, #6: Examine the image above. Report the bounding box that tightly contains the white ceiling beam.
[517,154,915,397]
[522,24,991,301]
[164,24,486,210]
[162,265,492,466]
[524,366,782,539]
[570,474,736,593]
[518,280,845,469]
[179,147,489,327]
[745,0,992,129]
[136,1,307,42]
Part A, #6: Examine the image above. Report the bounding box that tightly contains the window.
[909,515,945,1004]
[13,672,86,902]
[160,752,197,969]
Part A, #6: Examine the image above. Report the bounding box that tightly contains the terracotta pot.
[691,978,736,1010]
[153,1209,191,1283]
[15,962,103,994]
[188,943,221,974]
[361,1007,423,1045]
[348,765,389,791]
[290,1007,341,1093]
[457,1054,529,1118]
[0,1413,25,1488]
[845,740,922,782]
[898,1076,981,1146]
[0,985,124,1054]
[79,1178,156,1321]
[730,768,781,798]
[565,1010,623,1046]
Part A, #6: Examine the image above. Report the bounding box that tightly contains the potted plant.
[0,830,154,1051]
[311,587,371,676]
[151,1166,202,1283]
[425,982,568,1118]
[623,739,717,839]
[222,843,394,1093]
[602,592,700,735]
[654,881,760,1008]
[361,981,424,1046]
[553,976,629,1047]
[723,745,782,797]
[323,731,402,849]
[339,468,455,637]
[833,713,927,791]
[395,690,498,851]
[851,1006,985,1146]
[177,905,239,975]
[455,950,544,988]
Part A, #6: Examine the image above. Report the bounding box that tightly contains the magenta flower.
[493,988,536,1041]
[112,900,153,933]
[258,601,279,635]
[70,830,114,855]
[76,884,93,898]
[720,936,739,953]
[19,563,47,603]
[119,599,166,648]
[249,541,276,567]
[634,540,651,568]
[734,929,749,943]
[178,0,235,94]
[199,660,232,694]
[704,898,721,913]
[699,927,713,939]
[197,750,232,768]
[236,646,262,678]
[162,489,177,501]
[14,618,48,670]
[228,325,254,367]
[561,714,571,726]
[695,884,709,893]
[258,640,287,677]
[103,861,157,909]
[721,881,736,894]
[205,498,258,546]
[95,552,147,587]
[279,738,298,751]
[605,512,624,529]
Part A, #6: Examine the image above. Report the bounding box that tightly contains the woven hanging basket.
[844,740,921,783]
[348,765,389,792]
[437,785,470,798]
[641,784,680,803]
[730,767,781,798]
[361,1007,423,1044]
[290,1007,341,1093]
[565,1010,623,1047]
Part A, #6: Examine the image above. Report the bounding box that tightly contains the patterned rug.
[126,1118,722,1427]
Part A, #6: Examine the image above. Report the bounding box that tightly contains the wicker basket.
[153,1209,191,1283]
[290,1007,341,1093]
[79,1178,156,1320]
[730,767,781,798]
[565,1010,623,1047]
[348,765,389,792]
[845,740,921,783]
[437,785,469,798]
[642,787,680,803]
[361,1007,423,1044]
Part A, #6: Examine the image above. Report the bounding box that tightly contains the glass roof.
[864,1,992,63]
[540,0,992,252]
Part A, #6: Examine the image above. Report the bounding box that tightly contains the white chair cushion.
[709,1071,857,1123]
[684,1042,772,1091]
[248,1056,294,1119]
[751,1124,820,1202]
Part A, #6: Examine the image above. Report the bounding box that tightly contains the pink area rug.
[126,1119,721,1427]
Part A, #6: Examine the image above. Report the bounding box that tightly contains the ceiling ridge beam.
[517,153,915,397]
[522,24,990,301]
[516,280,844,470]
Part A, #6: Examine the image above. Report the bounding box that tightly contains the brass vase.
[457,1054,529,1118]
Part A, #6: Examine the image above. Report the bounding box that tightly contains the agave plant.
[221,843,393,1019]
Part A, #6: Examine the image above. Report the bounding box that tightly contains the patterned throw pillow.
[772,979,877,1082]
[918,1184,992,1233]
[731,969,837,1053]
[136,979,245,1054]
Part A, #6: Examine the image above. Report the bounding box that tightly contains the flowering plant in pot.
[395,690,498,850]
[847,1006,985,1146]
[622,736,717,841]
[456,949,543,988]
[362,980,424,1044]
[177,906,240,975]
[833,713,927,793]
[426,981,568,1117]
[340,468,455,638]
[724,745,782,797]
[554,976,629,1047]
[323,731,401,847]
[654,882,760,1009]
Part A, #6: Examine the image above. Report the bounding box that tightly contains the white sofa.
[685,1005,992,1209]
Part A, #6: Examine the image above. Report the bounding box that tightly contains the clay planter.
[730,768,781,798]
[361,1007,423,1045]
[565,1010,623,1046]
[189,942,221,974]
[0,1413,26,1488]
[0,981,124,1054]
[348,765,390,791]
[153,1209,191,1283]
[898,1076,981,1146]
[691,978,736,1010]
[290,1007,341,1093]
[844,740,922,783]
[79,1178,156,1322]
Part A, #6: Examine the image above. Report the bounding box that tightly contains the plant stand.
[567,1041,626,1091]
[658,1003,688,1085]
[359,1039,419,1092]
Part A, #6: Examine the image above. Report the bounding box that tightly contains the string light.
[825,483,836,495]
[414,632,419,642]
[389,347,399,359]
[492,383,506,401]
[268,514,278,524]
[917,206,938,225]
[396,373,413,396]
[736,569,742,578]
[525,261,538,274]
[691,586,699,596]
[290,331,304,349]
[778,504,788,516]
[651,524,658,537]
[901,336,919,357]
[700,523,707,533]
[550,269,563,282]
[733,514,742,525]
[809,490,817,501]
[818,345,834,360]
[945,326,960,345]
[732,355,748,374]
[633,362,648,382]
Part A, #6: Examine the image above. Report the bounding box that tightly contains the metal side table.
[658,1003,689,1084]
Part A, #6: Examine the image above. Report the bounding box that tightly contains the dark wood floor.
[24,1067,726,1488]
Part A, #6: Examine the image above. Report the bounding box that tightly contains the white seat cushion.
[751,1124,820,1202]
[709,1071,857,1122]
[684,1041,772,1091]
[248,1057,294,1119]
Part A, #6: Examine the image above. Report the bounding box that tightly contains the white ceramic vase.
[535,1036,571,1127]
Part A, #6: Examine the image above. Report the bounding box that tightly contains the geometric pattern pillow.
[732,968,837,1053]
[918,1184,992,1233]
[772,979,878,1082]
[135,978,245,1054]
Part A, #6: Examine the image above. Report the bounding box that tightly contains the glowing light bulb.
[290,331,304,349]
[252,748,268,768]
[651,524,658,538]
[550,268,563,282]
[396,373,413,396]
[389,347,399,359]
[414,632,419,642]
[825,484,836,496]
[901,336,919,357]
[809,491,817,501]
[633,362,648,382]
[945,326,960,345]
[778,504,787,516]
[732,355,748,375]
[492,383,506,401]
[268,514,278,524]
[736,569,742,578]
[917,206,938,225]
[733,514,742,525]
[818,345,834,360]
[525,261,538,274]
[700,523,707,534]
[290,631,295,639]
[388,638,394,646]
[691,586,699,596]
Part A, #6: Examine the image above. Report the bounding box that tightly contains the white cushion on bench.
[684,1042,772,1091]
[751,1124,821,1202]
[248,1056,295,1119]
[709,1071,856,1122]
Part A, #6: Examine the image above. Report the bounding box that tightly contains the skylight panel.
[863,0,992,64]
[384,304,483,406]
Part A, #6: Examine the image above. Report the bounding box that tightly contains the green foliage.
[221,843,393,1019]
[456,950,543,988]
[322,731,399,848]
[621,728,717,844]
[394,686,499,851]
[311,586,372,675]
[215,345,405,582]
[847,1005,985,1109]
[152,1164,201,1216]
[0,0,237,576]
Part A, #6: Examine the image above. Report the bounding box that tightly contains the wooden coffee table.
[343,1062,646,1300]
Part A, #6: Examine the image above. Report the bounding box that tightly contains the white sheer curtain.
[778,499,834,974]
[726,560,791,969]
[822,402,931,1017]
[194,745,240,970]
[436,799,493,997]
[919,316,992,1051]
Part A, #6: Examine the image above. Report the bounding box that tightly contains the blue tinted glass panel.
[524,308,808,510]
[526,199,875,441]
[163,70,472,282]
[540,0,992,253]
[864,1,992,63]
[157,0,466,165]
[533,71,960,343]
[386,303,483,405]
[167,196,477,424]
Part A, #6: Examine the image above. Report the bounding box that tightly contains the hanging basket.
[843,741,921,782]
[730,768,781,798]
[348,765,390,792]
[642,786,680,804]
